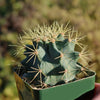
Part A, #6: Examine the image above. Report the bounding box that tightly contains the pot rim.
[14,68,96,91]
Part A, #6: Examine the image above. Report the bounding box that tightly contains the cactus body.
[17,22,88,88]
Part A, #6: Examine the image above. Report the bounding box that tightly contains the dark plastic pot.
[14,70,95,100]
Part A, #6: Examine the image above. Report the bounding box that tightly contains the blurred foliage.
[0,0,100,99]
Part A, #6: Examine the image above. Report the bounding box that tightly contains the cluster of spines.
[20,22,90,64]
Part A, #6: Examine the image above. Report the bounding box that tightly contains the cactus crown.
[16,22,90,89]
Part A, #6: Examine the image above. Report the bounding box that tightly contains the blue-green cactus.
[17,22,89,88]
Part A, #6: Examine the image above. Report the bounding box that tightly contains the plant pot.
[14,68,95,100]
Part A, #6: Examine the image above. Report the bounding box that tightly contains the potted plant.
[14,22,95,100]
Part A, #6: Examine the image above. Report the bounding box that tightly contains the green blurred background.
[0,0,100,99]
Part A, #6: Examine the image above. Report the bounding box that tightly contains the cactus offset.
[17,22,89,89]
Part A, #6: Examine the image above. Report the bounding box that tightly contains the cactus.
[16,22,89,89]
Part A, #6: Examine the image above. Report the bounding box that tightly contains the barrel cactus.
[16,22,89,89]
